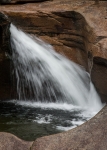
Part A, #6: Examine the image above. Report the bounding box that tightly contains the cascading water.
[10,24,102,111]
[0,24,103,141]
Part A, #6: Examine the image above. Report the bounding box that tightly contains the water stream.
[0,24,103,141]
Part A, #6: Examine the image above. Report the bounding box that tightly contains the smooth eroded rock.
[31,105,107,150]
[0,132,33,150]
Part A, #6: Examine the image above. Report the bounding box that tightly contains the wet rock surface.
[0,13,12,100]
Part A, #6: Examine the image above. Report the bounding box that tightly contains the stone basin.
[0,0,107,149]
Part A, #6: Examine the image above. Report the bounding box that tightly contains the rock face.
[95,0,99,4]
[0,13,12,100]
[31,105,107,150]
[92,57,107,103]
[0,132,32,150]
[0,0,107,102]
[5,10,90,70]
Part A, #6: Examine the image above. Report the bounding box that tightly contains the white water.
[7,99,100,131]
[10,24,103,112]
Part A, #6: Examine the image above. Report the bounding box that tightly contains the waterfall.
[10,24,103,111]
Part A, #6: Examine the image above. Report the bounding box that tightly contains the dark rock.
[0,13,13,100]
[94,0,99,4]
[0,0,51,4]
[91,58,107,103]
[0,0,11,4]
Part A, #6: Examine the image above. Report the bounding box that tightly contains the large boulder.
[31,105,107,150]
[0,132,32,150]
[0,104,107,150]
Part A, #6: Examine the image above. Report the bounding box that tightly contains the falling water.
[10,24,103,111]
[0,24,104,140]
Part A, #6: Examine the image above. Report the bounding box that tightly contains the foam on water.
[57,119,85,131]
[10,100,81,111]
[10,24,103,112]
[7,99,99,131]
